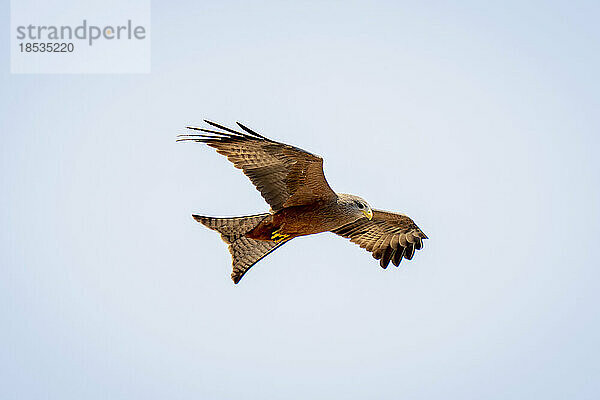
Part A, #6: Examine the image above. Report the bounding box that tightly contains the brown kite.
[178,120,428,283]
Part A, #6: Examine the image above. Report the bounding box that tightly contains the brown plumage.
[331,210,428,269]
[178,120,428,283]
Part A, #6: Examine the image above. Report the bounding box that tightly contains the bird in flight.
[178,120,428,284]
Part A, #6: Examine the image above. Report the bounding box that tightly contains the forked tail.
[192,213,287,284]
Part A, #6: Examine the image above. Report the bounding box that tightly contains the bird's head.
[338,194,373,221]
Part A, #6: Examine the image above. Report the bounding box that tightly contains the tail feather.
[193,213,287,283]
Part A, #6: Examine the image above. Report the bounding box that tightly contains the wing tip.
[181,120,269,142]
[236,121,267,139]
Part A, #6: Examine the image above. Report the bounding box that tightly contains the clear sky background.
[1,1,599,399]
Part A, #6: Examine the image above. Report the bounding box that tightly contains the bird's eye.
[357,203,364,209]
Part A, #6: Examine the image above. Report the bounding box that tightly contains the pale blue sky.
[1,1,599,399]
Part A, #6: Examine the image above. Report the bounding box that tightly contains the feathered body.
[247,196,368,241]
[179,121,428,283]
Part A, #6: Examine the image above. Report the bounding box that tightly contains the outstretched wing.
[178,120,337,212]
[332,209,428,269]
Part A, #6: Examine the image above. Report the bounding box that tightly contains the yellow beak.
[362,209,373,220]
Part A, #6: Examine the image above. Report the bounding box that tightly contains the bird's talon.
[271,230,289,243]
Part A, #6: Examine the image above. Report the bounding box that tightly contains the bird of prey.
[178,120,428,284]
